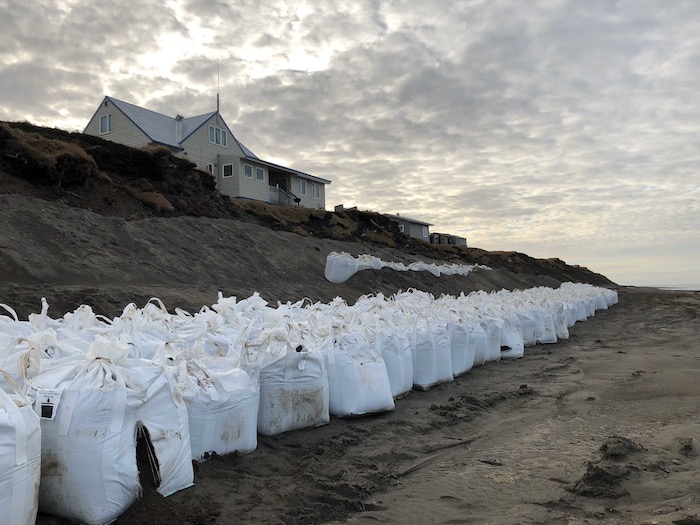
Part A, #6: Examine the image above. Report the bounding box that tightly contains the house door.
[274,179,287,192]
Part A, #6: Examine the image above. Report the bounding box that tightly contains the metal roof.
[386,213,434,226]
[105,97,257,156]
[245,156,331,184]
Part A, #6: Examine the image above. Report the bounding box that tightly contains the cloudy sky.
[1,0,699,286]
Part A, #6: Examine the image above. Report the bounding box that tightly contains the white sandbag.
[499,315,525,360]
[373,328,413,399]
[28,340,193,524]
[518,311,538,347]
[176,354,259,460]
[483,319,503,362]
[326,332,395,417]
[411,319,453,390]
[469,322,488,367]
[0,372,42,525]
[534,307,558,344]
[324,252,359,284]
[447,322,475,376]
[253,331,330,435]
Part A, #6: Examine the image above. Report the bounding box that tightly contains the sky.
[1,0,698,287]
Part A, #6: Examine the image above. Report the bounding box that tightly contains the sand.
[88,287,698,525]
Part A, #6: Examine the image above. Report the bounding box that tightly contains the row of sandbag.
[324,251,492,283]
[0,283,617,525]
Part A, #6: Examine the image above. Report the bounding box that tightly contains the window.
[311,183,320,199]
[398,224,405,233]
[298,179,307,195]
[99,114,112,134]
[244,164,253,178]
[209,125,228,147]
[206,163,214,173]
[255,167,265,181]
[222,164,233,178]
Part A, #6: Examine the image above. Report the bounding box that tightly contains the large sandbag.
[324,252,359,283]
[28,340,193,524]
[411,319,453,390]
[253,331,330,435]
[375,328,413,399]
[326,332,395,416]
[447,322,475,376]
[0,372,42,525]
[176,354,259,460]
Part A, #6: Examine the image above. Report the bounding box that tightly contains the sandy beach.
[88,286,697,525]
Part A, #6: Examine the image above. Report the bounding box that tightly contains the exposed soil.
[4,121,696,525]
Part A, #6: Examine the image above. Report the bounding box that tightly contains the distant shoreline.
[645,284,700,292]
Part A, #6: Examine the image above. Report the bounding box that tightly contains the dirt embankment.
[1,120,612,318]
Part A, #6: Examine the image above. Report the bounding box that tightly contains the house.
[430,232,467,247]
[387,213,433,242]
[84,96,330,209]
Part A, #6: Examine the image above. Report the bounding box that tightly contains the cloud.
[1,0,699,285]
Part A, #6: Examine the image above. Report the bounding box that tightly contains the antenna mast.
[216,58,220,113]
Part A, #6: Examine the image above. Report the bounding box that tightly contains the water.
[650,284,700,292]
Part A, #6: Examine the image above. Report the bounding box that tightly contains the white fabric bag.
[176,354,259,460]
[28,340,193,524]
[326,331,395,416]
[324,252,359,283]
[253,330,330,435]
[374,327,413,399]
[411,319,454,390]
[447,322,475,376]
[0,371,42,525]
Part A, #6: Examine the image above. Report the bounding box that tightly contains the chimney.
[175,114,184,142]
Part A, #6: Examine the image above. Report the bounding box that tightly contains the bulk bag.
[412,319,453,390]
[326,332,395,416]
[499,315,525,360]
[468,322,488,367]
[482,319,502,363]
[176,354,259,460]
[0,372,41,525]
[28,341,193,525]
[447,322,475,376]
[252,331,330,435]
[324,252,359,283]
[534,307,558,344]
[373,328,413,399]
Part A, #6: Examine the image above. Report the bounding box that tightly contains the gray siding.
[238,160,269,202]
[85,100,150,147]
[181,114,245,171]
[217,154,241,198]
[291,175,326,210]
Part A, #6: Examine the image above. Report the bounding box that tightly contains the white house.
[386,213,433,242]
[84,96,330,209]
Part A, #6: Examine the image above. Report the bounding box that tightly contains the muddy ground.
[32,288,700,525]
[2,121,696,524]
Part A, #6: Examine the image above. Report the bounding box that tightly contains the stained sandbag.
[0,371,42,525]
[251,330,330,436]
[27,339,193,525]
[176,353,259,460]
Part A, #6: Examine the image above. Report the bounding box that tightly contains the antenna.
[216,58,220,113]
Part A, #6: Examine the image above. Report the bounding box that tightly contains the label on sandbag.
[26,385,63,420]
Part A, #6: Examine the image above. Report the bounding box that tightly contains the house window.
[256,167,265,181]
[298,179,307,195]
[398,224,405,233]
[311,183,320,199]
[99,114,112,134]
[244,164,253,178]
[206,163,214,173]
[222,164,233,178]
[209,125,228,147]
